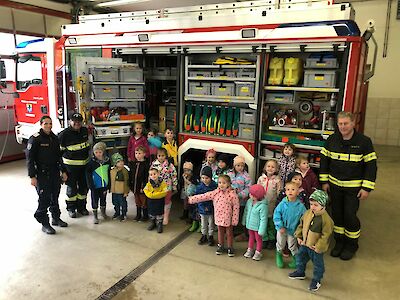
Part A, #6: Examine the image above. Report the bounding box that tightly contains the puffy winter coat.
[86,156,111,190]
[273,198,306,236]
[242,199,268,236]
[127,135,150,161]
[257,173,281,217]
[195,181,218,215]
[151,159,178,191]
[226,170,252,205]
[278,155,296,183]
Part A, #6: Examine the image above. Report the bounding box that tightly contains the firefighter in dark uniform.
[26,116,68,234]
[58,112,90,218]
[320,111,377,261]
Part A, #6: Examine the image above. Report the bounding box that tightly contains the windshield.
[16,55,42,90]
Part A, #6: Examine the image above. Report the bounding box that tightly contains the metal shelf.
[92,119,145,125]
[264,86,339,93]
[188,64,256,69]
[95,134,131,139]
[105,146,127,150]
[268,126,334,135]
[187,77,256,82]
[260,140,323,151]
[185,94,255,103]
[146,76,177,81]
[92,81,145,85]
[258,155,320,168]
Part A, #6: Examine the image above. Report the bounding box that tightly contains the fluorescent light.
[97,0,151,7]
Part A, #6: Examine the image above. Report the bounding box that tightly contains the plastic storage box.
[91,67,119,82]
[119,67,143,82]
[283,57,302,86]
[189,82,211,95]
[239,124,256,140]
[268,57,284,85]
[153,68,170,76]
[304,70,336,88]
[305,55,338,69]
[240,109,257,124]
[235,82,254,97]
[120,84,144,99]
[266,92,294,104]
[211,83,235,96]
[95,125,131,137]
[212,71,236,78]
[92,85,119,100]
[189,71,212,78]
[237,69,256,78]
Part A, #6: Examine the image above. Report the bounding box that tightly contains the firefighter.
[26,116,68,234]
[320,111,377,261]
[58,112,91,218]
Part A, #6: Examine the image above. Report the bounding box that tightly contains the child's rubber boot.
[189,221,199,232]
[288,254,297,269]
[276,250,284,268]
[196,223,202,233]
[93,209,99,224]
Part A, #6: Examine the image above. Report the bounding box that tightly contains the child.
[143,168,168,233]
[242,184,267,261]
[227,155,252,240]
[110,153,130,221]
[289,190,334,292]
[180,161,197,223]
[129,145,150,222]
[189,174,240,257]
[257,159,281,249]
[151,148,178,225]
[196,166,218,246]
[147,128,162,162]
[162,128,178,167]
[86,142,111,224]
[200,148,218,176]
[277,172,308,208]
[273,181,306,269]
[212,153,230,183]
[295,156,319,199]
[278,143,296,184]
[127,122,150,161]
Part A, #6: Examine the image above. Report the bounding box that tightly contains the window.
[16,55,42,90]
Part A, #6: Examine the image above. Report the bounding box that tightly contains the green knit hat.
[309,190,328,207]
[111,153,124,166]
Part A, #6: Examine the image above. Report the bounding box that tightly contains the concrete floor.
[0,145,399,300]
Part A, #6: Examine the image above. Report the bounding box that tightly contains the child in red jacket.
[295,156,319,200]
[127,122,149,161]
[189,174,240,257]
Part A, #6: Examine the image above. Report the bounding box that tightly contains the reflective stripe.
[362,180,376,190]
[320,148,364,162]
[77,193,87,200]
[319,173,329,181]
[60,146,66,151]
[345,229,360,239]
[66,142,90,151]
[320,147,329,157]
[67,196,77,202]
[62,157,90,166]
[363,152,377,162]
[328,175,362,188]
[333,226,345,234]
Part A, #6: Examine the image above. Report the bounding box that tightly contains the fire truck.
[2,0,377,177]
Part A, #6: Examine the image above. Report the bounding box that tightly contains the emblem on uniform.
[26,104,33,113]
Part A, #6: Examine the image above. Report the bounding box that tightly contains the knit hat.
[217,153,230,165]
[111,153,124,166]
[249,184,266,200]
[201,166,212,179]
[93,142,106,153]
[233,155,245,166]
[205,148,217,158]
[287,171,302,183]
[309,190,329,207]
[183,161,194,171]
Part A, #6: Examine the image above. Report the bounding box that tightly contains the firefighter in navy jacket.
[26,116,68,234]
[58,112,91,218]
[320,111,377,261]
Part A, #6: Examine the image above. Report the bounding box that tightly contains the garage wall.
[352,0,400,146]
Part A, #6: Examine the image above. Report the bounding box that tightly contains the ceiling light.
[97,0,151,7]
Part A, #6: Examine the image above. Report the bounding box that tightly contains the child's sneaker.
[309,280,321,292]
[198,235,208,245]
[208,235,215,246]
[243,248,254,258]
[112,213,120,220]
[227,248,235,257]
[252,250,262,261]
[216,244,224,255]
[288,270,306,280]
[119,215,126,222]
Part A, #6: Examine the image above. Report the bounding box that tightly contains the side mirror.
[0,60,6,89]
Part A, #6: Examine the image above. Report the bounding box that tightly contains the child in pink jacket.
[127,122,150,161]
[189,174,240,257]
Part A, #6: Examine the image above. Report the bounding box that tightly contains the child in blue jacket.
[196,166,218,246]
[242,184,268,261]
[273,181,306,269]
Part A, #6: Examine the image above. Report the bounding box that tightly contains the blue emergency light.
[16,38,45,49]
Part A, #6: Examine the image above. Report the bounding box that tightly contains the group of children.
[86,125,333,292]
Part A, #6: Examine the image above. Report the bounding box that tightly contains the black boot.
[100,206,108,219]
[93,210,99,224]
[52,217,68,227]
[157,220,163,233]
[147,219,156,231]
[42,223,56,234]
[135,207,142,222]
[140,208,149,222]
[331,234,345,258]
[198,235,208,245]
[68,210,77,218]
[208,235,215,246]
[340,236,358,261]
[78,208,89,216]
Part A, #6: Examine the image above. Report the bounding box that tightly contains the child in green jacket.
[242,184,268,261]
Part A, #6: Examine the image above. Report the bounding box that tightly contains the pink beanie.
[206,148,217,157]
[233,155,245,166]
[249,184,266,200]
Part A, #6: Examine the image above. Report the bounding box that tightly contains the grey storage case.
[189,82,211,95]
[235,82,254,97]
[92,85,119,100]
[91,67,119,82]
[119,67,143,82]
[120,84,144,99]
[304,70,337,88]
[240,109,257,124]
[211,82,235,96]
[239,124,256,140]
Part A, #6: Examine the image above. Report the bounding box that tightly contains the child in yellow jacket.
[144,168,168,233]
